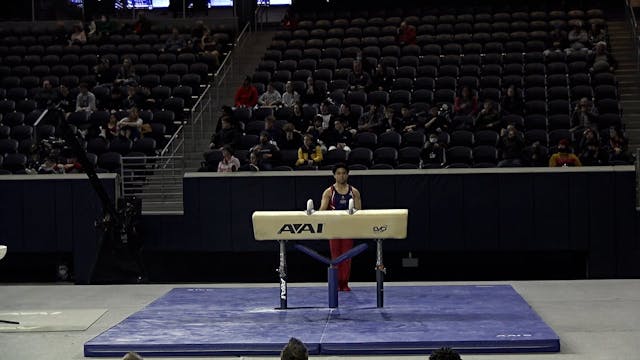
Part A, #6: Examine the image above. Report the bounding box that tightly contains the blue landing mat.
[84,285,559,357]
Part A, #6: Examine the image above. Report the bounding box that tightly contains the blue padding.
[293,244,331,265]
[84,285,560,357]
[331,243,368,265]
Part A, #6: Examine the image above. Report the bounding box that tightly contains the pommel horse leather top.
[252,209,408,240]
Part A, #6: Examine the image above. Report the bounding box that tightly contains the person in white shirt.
[258,82,282,107]
[217,146,241,172]
[76,83,96,113]
[281,81,300,107]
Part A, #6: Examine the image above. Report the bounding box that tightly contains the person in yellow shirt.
[296,134,323,167]
[549,139,582,167]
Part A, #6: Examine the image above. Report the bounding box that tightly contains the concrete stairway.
[607,20,640,151]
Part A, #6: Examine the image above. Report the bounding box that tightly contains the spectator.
[589,23,607,45]
[258,83,282,107]
[280,337,308,360]
[250,131,280,170]
[38,157,64,174]
[280,123,304,150]
[318,100,334,130]
[118,107,143,140]
[571,97,598,132]
[210,116,241,149]
[234,76,259,108]
[303,77,325,105]
[69,24,87,46]
[35,80,59,109]
[336,103,360,134]
[498,125,524,167]
[607,127,630,163]
[95,15,117,39]
[76,83,97,113]
[191,21,207,39]
[397,21,416,45]
[321,119,353,152]
[347,61,371,91]
[290,102,308,132]
[567,21,589,53]
[522,141,548,167]
[454,86,478,116]
[164,27,186,53]
[264,116,285,145]
[589,41,618,73]
[421,133,445,168]
[115,58,138,86]
[369,63,393,92]
[200,27,221,67]
[475,100,501,130]
[307,115,325,140]
[102,113,119,139]
[429,347,462,360]
[239,151,260,172]
[93,57,112,85]
[549,139,582,167]
[359,102,385,132]
[296,133,323,167]
[281,81,300,108]
[217,146,241,172]
[577,128,599,153]
[281,9,299,30]
[53,22,68,45]
[380,107,401,133]
[214,105,235,133]
[397,105,419,134]
[423,105,451,134]
[133,13,151,35]
[501,85,524,116]
[579,139,607,166]
[57,84,75,114]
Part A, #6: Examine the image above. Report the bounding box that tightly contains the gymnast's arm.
[319,188,331,210]
[352,187,362,210]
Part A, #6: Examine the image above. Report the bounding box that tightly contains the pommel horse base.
[252,200,408,309]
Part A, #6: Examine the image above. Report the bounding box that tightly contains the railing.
[625,0,640,72]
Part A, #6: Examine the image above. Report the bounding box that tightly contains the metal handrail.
[625,0,640,72]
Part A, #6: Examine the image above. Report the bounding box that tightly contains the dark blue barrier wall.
[159,168,640,278]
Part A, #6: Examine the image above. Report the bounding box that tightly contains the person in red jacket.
[234,76,259,108]
[397,22,416,45]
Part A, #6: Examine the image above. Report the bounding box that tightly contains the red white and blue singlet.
[329,185,353,211]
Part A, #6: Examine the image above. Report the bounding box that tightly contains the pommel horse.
[252,201,408,309]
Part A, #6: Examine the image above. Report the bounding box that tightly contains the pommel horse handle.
[306,199,314,215]
[348,198,356,214]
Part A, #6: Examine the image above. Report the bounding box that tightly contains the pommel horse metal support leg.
[375,239,385,308]
[277,240,287,310]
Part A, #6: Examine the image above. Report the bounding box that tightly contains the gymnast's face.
[334,168,349,185]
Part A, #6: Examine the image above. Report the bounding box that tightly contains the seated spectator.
[250,131,281,170]
[397,21,417,45]
[380,107,401,133]
[306,115,325,140]
[191,20,207,39]
[589,41,618,73]
[264,116,285,145]
[280,337,308,360]
[53,21,68,45]
[421,133,445,168]
[429,347,462,360]
[549,139,582,167]
[347,61,371,91]
[336,103,360,134]
[321,119,353,152]
[290,102,308,131]
[318,100,334,130]
[69,24,87,46]
[200,27,221,67]
[38,157,65,174]
[359,102,385,132]
[454,86,479,116]
[303,77,325,105]
[164,27,186,53]
[115,58,138,86]
[589,23,607,45]
[280,123,304,150]
[571,97,598,132]
[76,83,97,113]
[234,76,259,108]
[579,138,607,166]
[102,113,119,140]
[423,106,451,134]
[217,146,240,172]
[93,58,112,85]
[108,87,124,110]
[133,13,151,35]
[397,105,419,134]
[118,107,143,140]
[210,116,241,149]
[259,83,282,107]
[607,127,630,163]
[522,141,548,167]
[501,85,524,116]
[369,63,393,92]
[577,128,599,153]
[35,80,59,109]
[498,125,524,167]
[215,105,235,133]
[57,84,75,114]
[95,15,117,38]
[548,25,568,53]
[475,100,501,130]
[296,133,323,167]
[239,151,260,172]
[281,81,300,108]
[281,9,299,30]
[567,21,589,53]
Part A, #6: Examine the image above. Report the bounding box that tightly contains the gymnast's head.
[332,163,349,185]
[280,337,308,360]
[429,347,462,360]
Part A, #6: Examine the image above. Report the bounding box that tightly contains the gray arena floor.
[1,280,639,360]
